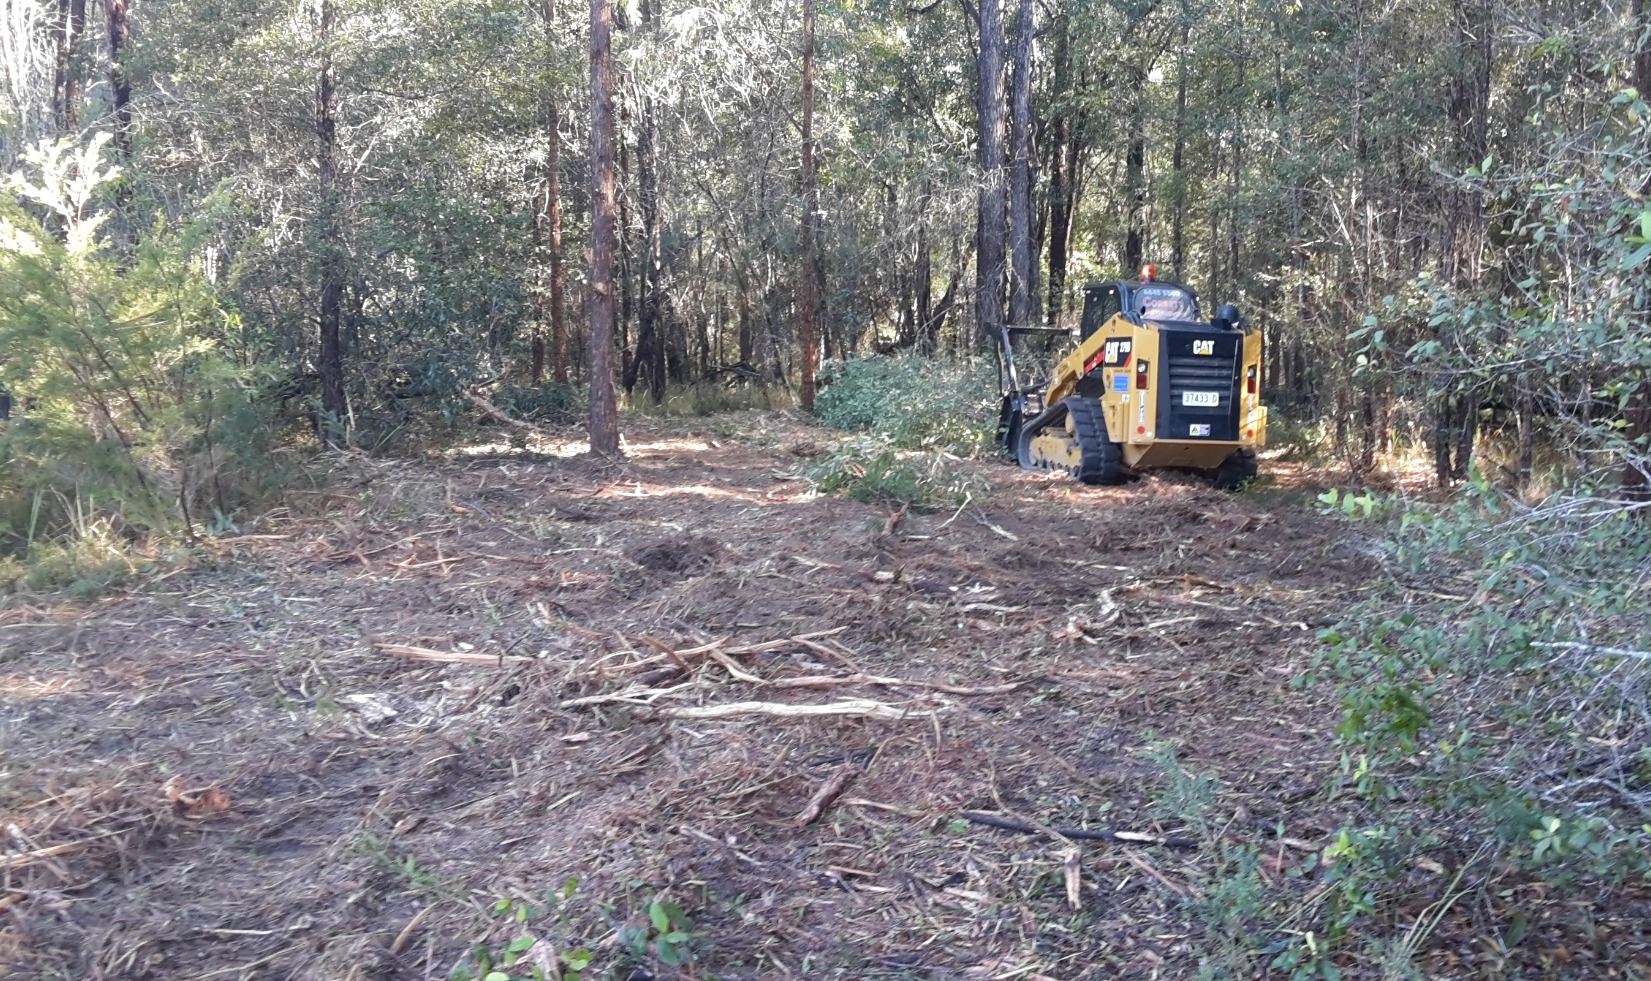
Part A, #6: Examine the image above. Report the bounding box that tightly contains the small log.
[959,811,1198,850]
[657,699,940,722]
[793,761,862,827]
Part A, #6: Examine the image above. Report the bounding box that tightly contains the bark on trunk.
[1043,15,1074,324]
[1170,35,1188,280]
[798,0,819,411]
[587,0,622,458]
[1622,0,1651,501]
[316,0,348,448]
[1123,66,1145,275]
[52,0,87,133]
[103,0,131,159]
[974,0,1007,346]
[547,0,569,384]
[1007,0,1035,328]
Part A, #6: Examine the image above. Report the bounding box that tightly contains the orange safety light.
[1139,263,1156,282]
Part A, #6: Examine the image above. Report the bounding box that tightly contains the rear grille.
[1167,352,1236,407]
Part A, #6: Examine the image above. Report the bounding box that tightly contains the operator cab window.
[1136,286,1200,323]
[1081,285,1122,339]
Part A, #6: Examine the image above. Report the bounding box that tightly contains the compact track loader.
[995,268,1266,488]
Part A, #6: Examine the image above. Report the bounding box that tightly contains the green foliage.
[0,136,272,570]
[813,355,996,456]
[453,876,698,981]
[495,383,585,426]
[805,437,989,511]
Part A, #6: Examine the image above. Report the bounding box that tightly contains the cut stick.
[959,811,1198,850]
[768,674,1017,696]
[0,832,124,871]
[793,762,863,827]
[657,699,941,722]
[376,643,534,666]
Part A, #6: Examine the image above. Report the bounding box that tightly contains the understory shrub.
[805,437,988,511]
[0,136,271,571]
[813,355,996,455]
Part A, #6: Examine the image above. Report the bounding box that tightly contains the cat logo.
[1192,339,1215,356]
[1102,338,1132,366]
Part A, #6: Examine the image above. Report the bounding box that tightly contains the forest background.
[5,0,1651,976]
[2,0,1649,518]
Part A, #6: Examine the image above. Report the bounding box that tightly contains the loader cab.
[1121,281,1201,325]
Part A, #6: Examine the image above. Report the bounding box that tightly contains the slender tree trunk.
[546,0,568,384]
[798,0,819,410]
[1623,0,1651,500]
[1171,36,1188,280]
[1043,15,1073,324]
[975,0,1007,346]
[587,0,622,457]
[52,0,87,133]
[531,180,548,382]
[1007,0,1035,328]
[103,0,131,159]
[316,0,348,448]
[916,188,935,355]
[636,84,664,403]
[1123,66,1145,275]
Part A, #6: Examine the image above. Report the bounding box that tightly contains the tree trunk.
[316,0,348,448]
[1006,0,1035,328]
[798,0,819,411]
[1123,65,1145,275]
[974,0,1007,346]
[103,0,131,159]
[635,83,665,403]
[1621,0,1651,501]
[1043,14,1074,324]
[1170,35,1188,281]
[546,0,569,384]
[587,0,622,458]
[52,0,87,133]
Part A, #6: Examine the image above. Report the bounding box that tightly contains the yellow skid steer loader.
[996,267,1267,488]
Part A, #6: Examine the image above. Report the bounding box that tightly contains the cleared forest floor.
[1,411,1634,980]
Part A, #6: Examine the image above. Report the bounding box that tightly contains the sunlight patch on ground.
[452,435,720,459]
[593,480,813,505]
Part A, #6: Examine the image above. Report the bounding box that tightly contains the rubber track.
[1064,397,1122,485]
[1018,397,1122,485]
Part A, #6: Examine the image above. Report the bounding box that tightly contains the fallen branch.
[464,388,554,438]
[657,698,941,722]
[1534,641,1651,663]
[377,642,535,666]
[793,760,864,827]
[959,811,1199,850]
[0,831,125,871]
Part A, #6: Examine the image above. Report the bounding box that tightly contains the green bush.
[813,355,996,455]
[0,135,270,565]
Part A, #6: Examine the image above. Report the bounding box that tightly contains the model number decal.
[1192,339,1215,356]
[1103,338,1133,367]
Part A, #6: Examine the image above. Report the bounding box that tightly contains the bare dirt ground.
[1,411,1622,980]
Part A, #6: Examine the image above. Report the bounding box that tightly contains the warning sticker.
[1112,374,1129,393]
[1189,424,1211,437]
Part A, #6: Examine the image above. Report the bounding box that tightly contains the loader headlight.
[1246,366,1257,394]
[1136,360,1150,390]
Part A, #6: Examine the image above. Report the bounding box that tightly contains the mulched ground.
[3,411,1631,980]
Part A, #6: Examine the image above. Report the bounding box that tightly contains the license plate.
[1182,391,1220,407]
